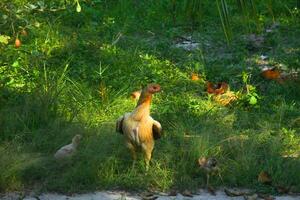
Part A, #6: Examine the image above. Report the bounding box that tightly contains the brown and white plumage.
[198,157,221,188]
[116,84,162,169]
[54,134,82,160]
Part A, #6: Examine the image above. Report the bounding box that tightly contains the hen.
[116,84,162,170]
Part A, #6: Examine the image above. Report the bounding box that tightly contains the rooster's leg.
[126,142,137,161]
[206,173,210,188]
[142,142,154,171]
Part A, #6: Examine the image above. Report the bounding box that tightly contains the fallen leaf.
[191,73,200,81]
[213,91,237,106]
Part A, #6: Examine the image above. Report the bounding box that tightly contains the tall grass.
[216,0,232,44]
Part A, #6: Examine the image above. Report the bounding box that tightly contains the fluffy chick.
[198,157,220,187]
[54,134,82,160]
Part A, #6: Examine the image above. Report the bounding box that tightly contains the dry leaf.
[213,91,237,106]
[191,73,200,81]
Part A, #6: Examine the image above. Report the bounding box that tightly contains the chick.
[258,171,272,185]
[54,134,82,160]
[198,157,220,187]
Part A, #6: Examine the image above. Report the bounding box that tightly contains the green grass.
[0,0,300,194]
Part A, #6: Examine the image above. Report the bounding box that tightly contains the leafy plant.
[236,71,260,107]
[0,35,10,45]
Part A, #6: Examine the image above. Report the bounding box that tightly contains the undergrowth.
[0,0,299,194]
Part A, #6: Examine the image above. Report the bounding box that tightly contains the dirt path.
[1,190,299,200]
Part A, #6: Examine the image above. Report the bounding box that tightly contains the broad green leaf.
[249,95,257,105]
[2,14,8,20]
[242,71,248,83]
[76,1,81,12]
[12,60,20,68]
[0,35,10,44]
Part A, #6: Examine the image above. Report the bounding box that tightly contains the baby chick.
[258,171,272,185]
[54,134,82,160]
[198,157,219,187]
